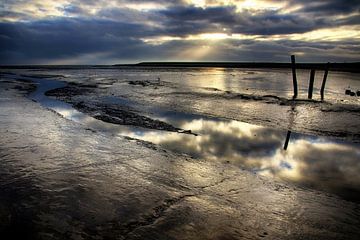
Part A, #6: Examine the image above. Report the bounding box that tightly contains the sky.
[0,0,359,64]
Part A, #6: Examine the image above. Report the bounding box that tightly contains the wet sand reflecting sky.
[23,75,360,203]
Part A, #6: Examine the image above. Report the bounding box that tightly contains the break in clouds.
[0,0,359,64]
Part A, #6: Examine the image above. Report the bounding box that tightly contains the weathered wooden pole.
[308,69,315,99]
[320,62,330,101]
[283,131,292,150]
[291,55,298,99]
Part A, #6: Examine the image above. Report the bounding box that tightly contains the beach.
[1,67,360,239]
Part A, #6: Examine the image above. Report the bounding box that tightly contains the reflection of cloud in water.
[274,140,360,199]
[54,106,86,121]
[139,119,285,166]
[134,118,360,201]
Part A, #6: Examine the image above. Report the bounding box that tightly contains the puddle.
[19,76,360,202]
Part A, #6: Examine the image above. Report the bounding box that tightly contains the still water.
[26,75,360,203]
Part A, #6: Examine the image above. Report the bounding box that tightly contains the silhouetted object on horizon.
[284,131,292,150]
[290,56,332,100]
[357,91,360,96]
[345,89,352,95]
[320,62,329,100]
[308,69,315,99]
[291,55,298,99]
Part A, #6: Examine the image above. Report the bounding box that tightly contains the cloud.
[154,119,284,164]
[290,0,360,14]
[0,0,359,64]
[145,118,360,202]
[284,139,360,201]
[58,5,87,16]
[1,17,358,64]
[0,18,160,64]
[335,14,360,26]
[156,6,330,36]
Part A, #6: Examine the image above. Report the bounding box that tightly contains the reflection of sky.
[43,98,360,202]
[138,116,360,202]
[24,75,360,202]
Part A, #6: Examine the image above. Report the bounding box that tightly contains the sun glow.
[240,25,360,43]
[184,0,285,11]
[236,0,286,11]
[196,33,230,40]
[194,33,259,40]
[123,2,167,11]
[240,0,257,9]
[175,45,213,60]
[142,32,260,45]
[187,0,207,7]
[288,26,360,42]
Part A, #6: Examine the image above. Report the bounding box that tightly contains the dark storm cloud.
[0,18,164,64]
[0,0,359,64]
[159,5,237,23]
[3,2,350,35]
[335,14,360,26]
[0,16,358,64]
[155,5,236,35]
[0,10,31,20]
[290,0,360,14]
[156,6,330,36]
[232,10,327,35]
[167,37,359,63]
[59,5,87,15]
[97,7,159,23]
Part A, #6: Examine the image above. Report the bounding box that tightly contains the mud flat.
[1,74,360,239]
[44,82,193,134]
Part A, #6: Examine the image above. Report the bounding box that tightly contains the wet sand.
[44,80,194,134]
[1,74,360,239]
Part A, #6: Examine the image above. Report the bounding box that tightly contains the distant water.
[39,66,360,103]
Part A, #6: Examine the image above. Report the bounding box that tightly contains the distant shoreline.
[117,62,360,73]
[1,62,359,73]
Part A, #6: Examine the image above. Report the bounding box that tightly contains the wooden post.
[308,69,315,99]
[284,131,292,150]
[320,62,329,101]
[291,55,298,99]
